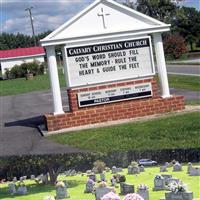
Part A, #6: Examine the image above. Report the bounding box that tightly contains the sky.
[1,0,200,36]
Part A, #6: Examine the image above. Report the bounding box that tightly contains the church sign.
[65,36,155,87]
[78,83,152,107]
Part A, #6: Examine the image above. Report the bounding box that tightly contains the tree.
[136,0,177,24]
[164,34,188,59]
[172,7,200,50]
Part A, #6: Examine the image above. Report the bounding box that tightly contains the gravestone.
[105,167,110,172]
[160,166,168,172]
[84,178,95,193]
[139,165,145,172]
[166,178,180,185]
[187,163,193,174]
[165,191,193,200]
[56,182,69,199]
[30,175,35,180]
[128,165,140,174]
[8,183,16,194]
[13,177,17,182]
[86,170,92,174]
[88,174,96,182]
[110,176,117,187]
[120,182,134,195]
[161,174,172,184]
[137,189,149,200]
[153,175,165,191]
[92,167,99,174]
[95,186,113,200]
[189,167,200,176]
[173,162,182,172]
[100,172,106,181]
[17,185,27,195]
[111,166,123,174]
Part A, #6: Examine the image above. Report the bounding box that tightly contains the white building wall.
[0,55,45,76]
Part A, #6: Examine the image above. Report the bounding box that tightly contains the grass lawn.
[49,112,200,153]
[0,72,199,96]
[168,75,200,91]
[0,165,199,200]
[0,70,66,96]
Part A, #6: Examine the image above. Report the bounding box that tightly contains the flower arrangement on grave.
[101,191,120,200]
[124,193,144,200]
[169,181,187,193]
[43,195,55,200]
[99,181,107,188]
[55,181,65,188]
[137,184,149,190]
[87,178,95,185]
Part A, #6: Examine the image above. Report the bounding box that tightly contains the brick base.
[45,78,185,132]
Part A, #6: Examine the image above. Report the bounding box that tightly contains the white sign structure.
[65,36,155,88]
[78,83,152,107]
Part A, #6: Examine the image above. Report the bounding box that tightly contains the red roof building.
[0,47,45,77]
[0,46,45,60]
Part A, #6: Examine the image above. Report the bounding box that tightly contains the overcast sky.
[1,0,199,36]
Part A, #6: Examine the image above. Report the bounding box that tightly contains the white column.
[46,46,64,115]
[153,33,171,98]
[61,46,70,88]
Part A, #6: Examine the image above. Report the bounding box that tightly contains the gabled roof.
[0,47,45,60]
[41,0,170,46]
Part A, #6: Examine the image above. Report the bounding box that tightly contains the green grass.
[167,62,200,65]
[0,70,66,96]
[0,73,199,97]
[0,165,199,200]
[49,112,200,153]
[0,166,200,200]
[168,75,200,91]
[185,99,200,105]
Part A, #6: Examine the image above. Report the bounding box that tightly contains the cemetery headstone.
[95,183,113,200]
[160,166,168,172]
[92,167,99,174]
[139,165,145,172]
[137,184,149,200]
[111,166,123,174]
[128,161,140,174]
[187,163,193,174]
[165,191,193,200]
[153,175,165,191]
[55,181,69,199]
[13,177,17,182]
[110,175,117,187]
[166,178,180,185]
[17,185,27,195]
[161,174,172,184]
[120,182,134,195]
[8,183,16,194]
[89,173,96,182]
[100,172,106,181]
[84,178,95,193]
[30,175,35,180]
[173,162,182,172]
[189,167,200,176]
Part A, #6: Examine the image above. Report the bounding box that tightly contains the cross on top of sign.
[97,7,110,29]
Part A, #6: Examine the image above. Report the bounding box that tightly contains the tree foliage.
[0,31,52,50]
[172,6,200,50]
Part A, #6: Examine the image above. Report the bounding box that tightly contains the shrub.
[93,160,106,173]
[9,61,44,79]
[164,34,188,59]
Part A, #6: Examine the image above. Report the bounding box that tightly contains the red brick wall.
[45,78,185,132]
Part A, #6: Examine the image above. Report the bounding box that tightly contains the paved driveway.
[0,86,199,156]
[0,89,81,156]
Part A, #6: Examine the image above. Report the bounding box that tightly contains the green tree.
[136,0,177,23]
[172,7,200,50]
